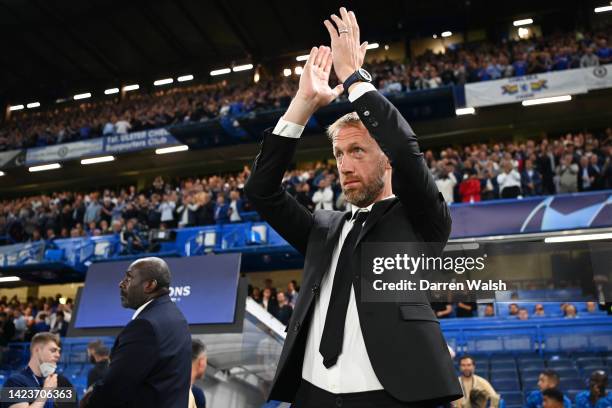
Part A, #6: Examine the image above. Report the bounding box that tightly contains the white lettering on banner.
[170,285,191,302]
[464,67,603,108]
[25,139,104,165]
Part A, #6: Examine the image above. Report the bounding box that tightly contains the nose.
[338,156,354,175]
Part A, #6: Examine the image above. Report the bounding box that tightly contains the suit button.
[336,396,343,407]
[363,110,370,116]
[294,321,301,332]
[370,120,379,127]
[311,283,320,295]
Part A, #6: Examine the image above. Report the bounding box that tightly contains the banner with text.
[25,128,179,165]
[465,65,612,108]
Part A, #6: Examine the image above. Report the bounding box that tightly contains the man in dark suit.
[244,7,461,407]
[86,257,192,408]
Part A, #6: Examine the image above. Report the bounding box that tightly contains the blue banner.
[450,190,612,238]
[73,254,241,328]
[25,128,180,165]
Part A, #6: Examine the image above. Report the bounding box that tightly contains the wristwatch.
[342,68,372,93]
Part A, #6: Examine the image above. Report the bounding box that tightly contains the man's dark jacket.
[87,295,191,408]
[244,89,463,404]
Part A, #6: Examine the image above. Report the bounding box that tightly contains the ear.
[143,279,158,294]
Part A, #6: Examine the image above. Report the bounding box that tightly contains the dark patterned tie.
[319,210,370,368]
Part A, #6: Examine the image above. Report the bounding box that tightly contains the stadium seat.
[576,357,604,367]
[559,377,586,390]
[491,360,517,370]
[492,378,521,391]
[581,365,607,375]
[490,369,519,379]
[554,367,581,378]
[547,360,575,369]
[501,391,524,406]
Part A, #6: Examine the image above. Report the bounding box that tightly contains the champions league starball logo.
[169,285,191,302]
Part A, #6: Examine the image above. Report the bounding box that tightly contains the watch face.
[358,68,372,82]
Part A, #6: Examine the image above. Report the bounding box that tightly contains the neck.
[191,369,197,386]
[28,360,42,377]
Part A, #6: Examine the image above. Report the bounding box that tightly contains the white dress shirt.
[132,299,154,320]
[273,81,388,393]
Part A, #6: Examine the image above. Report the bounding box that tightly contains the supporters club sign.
[465,64,612,108]
[25,128,180,166]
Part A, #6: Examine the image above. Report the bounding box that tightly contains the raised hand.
[283,46,343,125]
[324,7,368,83]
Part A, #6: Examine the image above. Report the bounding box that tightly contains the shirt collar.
[350,194,396,219]
[132,299,154,320]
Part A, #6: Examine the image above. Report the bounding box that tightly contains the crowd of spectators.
[1,127,611,246]
[1,26,610,151]
[0,294,73,346]
[248,279,298,326]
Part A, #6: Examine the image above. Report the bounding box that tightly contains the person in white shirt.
[114,118,132,135]
[497,160,522,198]
[311,178,334,210]
[436,169,457,204]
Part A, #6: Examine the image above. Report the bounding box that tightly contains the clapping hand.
[324,7,368,84]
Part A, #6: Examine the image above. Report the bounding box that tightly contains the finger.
[314,45,327,67]
[339,7,351,28]
[349,11,360,41]
[305,47,318,67]
[323,50,333,75]
[330,14,345,32]
[323,20,338,41]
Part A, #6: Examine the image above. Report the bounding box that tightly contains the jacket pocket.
[399,304,438,322]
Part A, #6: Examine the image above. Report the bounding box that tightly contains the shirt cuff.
[273,118,305,139]
[348,82,377,102]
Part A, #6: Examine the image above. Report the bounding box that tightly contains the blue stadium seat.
[559,378,586,390]
[491,361,517,370]
[490,369,519,380]
[500,391,523,405]
[581,365,607,375]
[493,378,521,391]
[547,360,575,369]
[576,357,604,367]
[555,367,581,378]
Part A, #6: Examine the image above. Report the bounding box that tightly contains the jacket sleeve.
[350,90,452,242]
[244,130,314,255]
[87,319,158,407]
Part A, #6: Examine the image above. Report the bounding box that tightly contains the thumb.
[332,84,344,98]
[360,41,368,54]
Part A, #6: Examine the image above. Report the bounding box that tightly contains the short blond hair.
[326,112,365,142]
[30,332,60,352]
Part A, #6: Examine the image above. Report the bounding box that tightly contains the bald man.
[86,257,192,408]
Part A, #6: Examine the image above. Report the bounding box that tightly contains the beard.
[342,157,387,208]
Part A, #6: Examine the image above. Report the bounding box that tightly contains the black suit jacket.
[88,295,192,408]
[244,90,462,404]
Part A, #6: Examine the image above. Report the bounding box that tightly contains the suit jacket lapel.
[353,197,398,250]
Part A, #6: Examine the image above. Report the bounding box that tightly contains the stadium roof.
[0,0,593,103]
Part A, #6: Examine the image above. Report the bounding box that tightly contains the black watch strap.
[343,68,372,93]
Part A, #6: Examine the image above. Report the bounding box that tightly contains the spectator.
[556,154,579,193]
[87,341,110,389]
[213,195,230,224]
[456,355,500,408]
[2,332,77,408]
[260,287,278,317]
[459,168,481,203]
[518,308,529,320]
[312,178,334,210]
[564,303,578,318]
[484,304,495,317]
[228,190,243,223]
[50,311,68,337]
[534,303,546,317]
[581,46,600,67]
[497,160,522,198]
[521,159,543,196]
[176,194,198,228]
[286,280,299,307]
[456,301,477,318]
[120,219,144,254]
[526,370,572,408]
[575,371,612,408]
[190,339,207,408]
[12,309,28,341]
[276,292,293,326]
[435,169,458,204]
[509,303,519,316]
[543,388,567,408]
